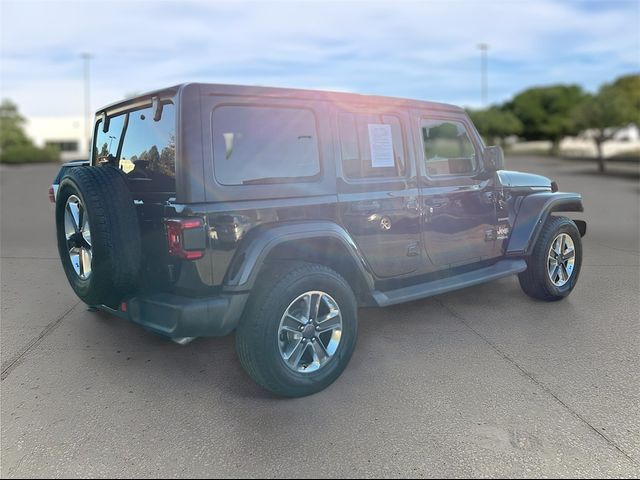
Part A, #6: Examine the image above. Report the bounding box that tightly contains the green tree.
[147,145,160,167]
[573,74,640,173]
[467,107,523,146]
[158,139,176,176]
[0,144,59,164]
[0,99,59,164]
[0,99,31,153]
[505,85,585,155]
[99,142,109,157]
[610,74,640,116]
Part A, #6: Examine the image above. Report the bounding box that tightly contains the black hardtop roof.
[97,83,464,115]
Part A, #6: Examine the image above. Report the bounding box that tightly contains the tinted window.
[339,112,406,179]
[212,105,320,185]
[338,113,359,164]
[119,104,176,193]
[94,114,125,165]
[93,103,176,193]
[421,119,476,176]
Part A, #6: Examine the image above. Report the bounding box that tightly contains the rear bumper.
[101,292,249,338]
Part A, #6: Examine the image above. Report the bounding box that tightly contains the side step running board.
[372,259,527,307]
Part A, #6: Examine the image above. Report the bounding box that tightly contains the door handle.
[405,198,419,211]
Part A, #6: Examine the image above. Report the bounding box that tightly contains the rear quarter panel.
[175,88,339,286]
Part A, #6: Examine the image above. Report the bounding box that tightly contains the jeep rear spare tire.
[56,165,141,306]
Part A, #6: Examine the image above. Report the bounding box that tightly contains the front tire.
[235,262,358,397]
[518,216,582,301]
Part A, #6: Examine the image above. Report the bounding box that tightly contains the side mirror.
[484,145,504,171]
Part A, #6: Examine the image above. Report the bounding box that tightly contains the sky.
[1,0,639,118]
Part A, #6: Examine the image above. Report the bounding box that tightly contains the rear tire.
[56,166,141,306]
[235,262,358,397]
[518,216,582,301]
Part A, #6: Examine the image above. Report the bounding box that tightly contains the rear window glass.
[339,112,406,179]
[212,105,321,185]
[94,114,125,164]
[93,102,176,193]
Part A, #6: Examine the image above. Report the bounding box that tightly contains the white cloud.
[0,0,638,116]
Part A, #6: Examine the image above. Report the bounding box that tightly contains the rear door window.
[212,105,321,185]
[338,112,406,179]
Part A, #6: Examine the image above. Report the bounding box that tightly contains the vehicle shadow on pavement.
[79,277,540,402]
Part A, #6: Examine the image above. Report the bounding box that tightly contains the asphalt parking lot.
[1,155,639,478]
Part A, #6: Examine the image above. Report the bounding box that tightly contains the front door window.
[419,117,497,268]
[422,119,477,177]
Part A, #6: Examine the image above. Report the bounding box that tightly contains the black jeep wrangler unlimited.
[55,83,586,397]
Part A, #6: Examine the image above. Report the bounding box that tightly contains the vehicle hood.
[497,170,552,189]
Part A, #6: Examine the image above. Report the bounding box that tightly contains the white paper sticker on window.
[368,124,394,168]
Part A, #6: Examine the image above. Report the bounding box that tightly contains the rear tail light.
[48,186,55,203]
[165,218,206,260]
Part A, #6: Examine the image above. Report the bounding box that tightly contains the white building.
[24,116,90,162]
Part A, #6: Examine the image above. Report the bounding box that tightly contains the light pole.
[108,135,116,153]
[477,43,489,107]
[81,53,92,154]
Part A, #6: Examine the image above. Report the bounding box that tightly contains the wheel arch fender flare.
[222,221,376,298]
[506,192,585,256]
